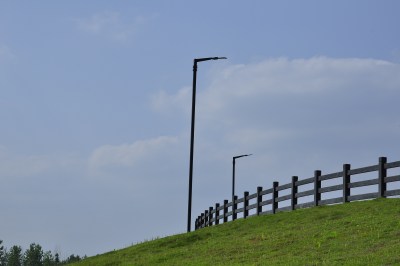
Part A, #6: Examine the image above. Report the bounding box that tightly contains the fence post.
[256,186,263,215]
[232,196,238,221]
[378,157,387,198]
[343,164,351,203]
[215,203,220,225]
[204,210,209,227]
[244,191,249,218]
[291,176,298,211]
[272,181,279,214]
[200,213,204,228]
[314,170,321,206]
[209,207,213,226]
[223,200,228,223]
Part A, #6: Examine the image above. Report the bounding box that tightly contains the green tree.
[63,254,81,264]
[0,240,6,266]
[54,252,60,265]
[7,245,23,266]
[54,251,61,265]
[43,251,55,266]
[23,243,43,266]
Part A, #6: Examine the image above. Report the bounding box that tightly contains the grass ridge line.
[70,198,400,265]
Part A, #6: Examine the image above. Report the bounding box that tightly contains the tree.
[54,252,60,265]
[23,243,43,266]
[7,245,23,266]
[43,251,55,266]
[63,254,81,264]
[0,240,6,266]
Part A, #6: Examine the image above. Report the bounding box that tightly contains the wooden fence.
[195,156,400,230]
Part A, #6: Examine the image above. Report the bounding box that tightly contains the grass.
[69,198,400,265]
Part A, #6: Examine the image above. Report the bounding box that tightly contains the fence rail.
[195,156,400,230]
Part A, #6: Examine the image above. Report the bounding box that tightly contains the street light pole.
[187,57,227,233]
[232,154,252,201]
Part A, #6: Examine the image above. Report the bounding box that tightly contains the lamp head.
[195,57,227,63]
[233,154,253,160]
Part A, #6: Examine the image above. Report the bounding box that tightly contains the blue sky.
[1,0,400,257]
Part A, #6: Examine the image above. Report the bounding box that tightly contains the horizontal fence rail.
[195,156,400,230]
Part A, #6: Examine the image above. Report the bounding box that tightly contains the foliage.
[7,246,22,266]
[63,255,81,264]
[0,240,6,266]
[23,243,43,266]
[43,251,55,266]
[0,241,80,266]
[69,198,400,265]
[54,253,60,265]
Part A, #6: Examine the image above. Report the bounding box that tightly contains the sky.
[1,0,400,258]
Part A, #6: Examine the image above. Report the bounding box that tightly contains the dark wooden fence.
[195,157,400,230]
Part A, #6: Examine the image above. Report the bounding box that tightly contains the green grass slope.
[70,198,400,265]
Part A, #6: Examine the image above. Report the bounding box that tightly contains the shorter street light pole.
[232,154,252,201]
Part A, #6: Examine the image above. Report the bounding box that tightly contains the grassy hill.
[70,198,400,265]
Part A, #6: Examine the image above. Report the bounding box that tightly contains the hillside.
[70,198,400,265]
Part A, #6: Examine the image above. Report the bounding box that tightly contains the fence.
[195,156,400,230]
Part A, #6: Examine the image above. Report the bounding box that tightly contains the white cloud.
[191,57,400,130]
[201,57,398,112]
[74,11,155,43]
[0,147,49,178]
[88,136,181,179]
[150,86,191,115]
[153,57,400,119]
[0,146,83,182]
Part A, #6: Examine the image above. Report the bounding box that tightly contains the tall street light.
[232,154,252,201]
[187,57,227,233]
